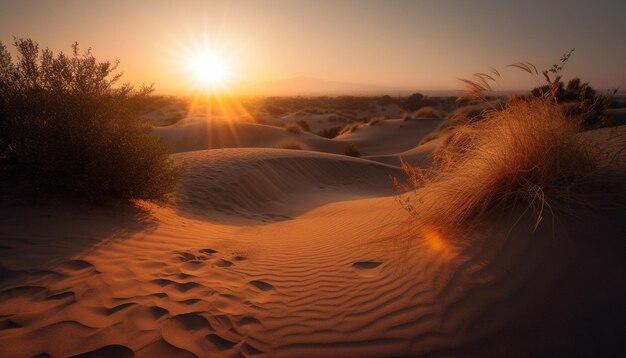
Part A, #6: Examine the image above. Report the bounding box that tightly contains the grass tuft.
[395,97,622,230]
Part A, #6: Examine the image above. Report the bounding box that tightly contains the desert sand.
[1,115,625,357]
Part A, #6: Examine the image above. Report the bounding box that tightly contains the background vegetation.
[0,39,181,201]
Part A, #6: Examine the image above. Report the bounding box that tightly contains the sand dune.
[336,118,441,156]
[153,119,342,154]
[366,137,443,167]
[154,117,441,159]
[1,126,624,357]
[171,148,403,222]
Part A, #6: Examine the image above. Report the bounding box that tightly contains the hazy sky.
[1,0,625,93]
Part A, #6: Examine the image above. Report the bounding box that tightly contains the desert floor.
[1,109,625,357]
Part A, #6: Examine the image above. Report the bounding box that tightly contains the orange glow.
[423,227,445,252]
[422,226,456,260]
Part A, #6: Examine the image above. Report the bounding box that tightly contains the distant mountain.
[235,76,410,96]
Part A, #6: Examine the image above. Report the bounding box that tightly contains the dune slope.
[172,148,403,222]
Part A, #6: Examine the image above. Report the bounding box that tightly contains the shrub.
[342,143,360,157]
[395,97,618,231]
[531,77,609,128]
[404,92,424,111]
[0,39,181,201]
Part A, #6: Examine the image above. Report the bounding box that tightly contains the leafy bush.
[0,39,181,201]
[342,143,360,157]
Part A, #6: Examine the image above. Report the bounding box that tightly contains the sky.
[1,0,625,94]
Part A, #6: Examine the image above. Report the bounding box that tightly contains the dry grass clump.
[412,106,441,119]
[417,104,490,144]
[395,97,615,230]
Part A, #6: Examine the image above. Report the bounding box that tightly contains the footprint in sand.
[199,248,217,255]
[205,333,237,350]
[148,306,169,319]
[168,312,212,331]
[60,259,98,273]
[177,252,206,263]
[248,280,274,291]
[233,253,247,261]
[352,261,382,277]
[352,261,382,270]
[216,259,233,267]
[237,316,262,326]
[0,319,21,330]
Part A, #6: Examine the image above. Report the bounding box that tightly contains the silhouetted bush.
[404,92,424,111]
[0,39,181,200]
[531,77,608,128]
[342,143,360,157]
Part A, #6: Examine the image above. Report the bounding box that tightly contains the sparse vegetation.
[396,97,615,230]
[0,39,181,201]
[404,107,441,121]
[412,106,440,119]
[342,143,360,157]
[396,52,623,230]
[404,92,424,111]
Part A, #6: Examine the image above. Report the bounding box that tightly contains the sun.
[185,51,233,89]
